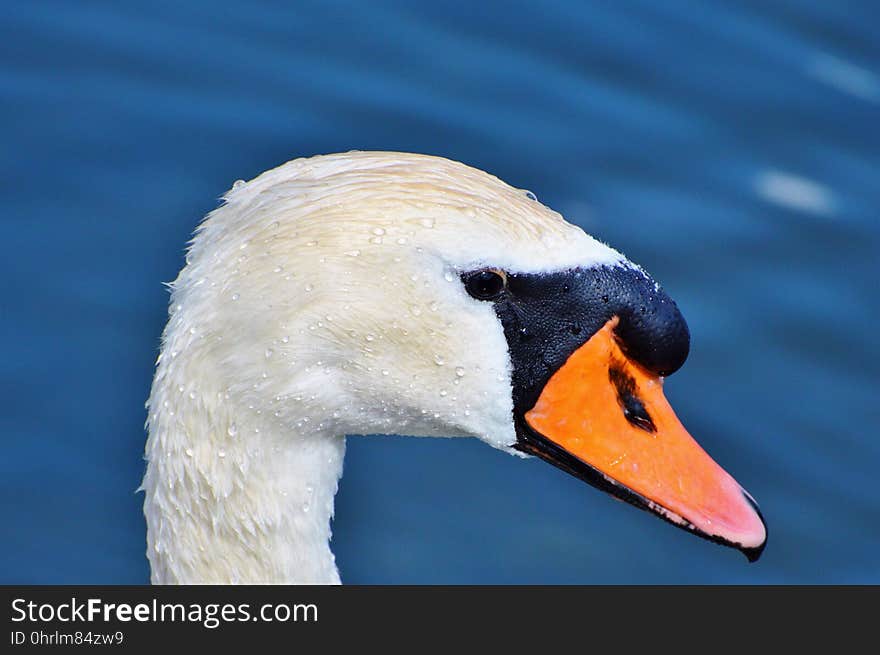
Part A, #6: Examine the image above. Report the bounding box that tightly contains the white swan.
[143,151,766,584]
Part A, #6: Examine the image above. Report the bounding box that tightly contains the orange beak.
[522,318,767,559]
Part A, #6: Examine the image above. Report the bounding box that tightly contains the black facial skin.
[462,264,691,416]
[461,264,766,562]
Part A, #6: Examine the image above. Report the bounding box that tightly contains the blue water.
[2,0,878,584]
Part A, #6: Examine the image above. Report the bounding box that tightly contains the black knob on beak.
[607,267,690,377]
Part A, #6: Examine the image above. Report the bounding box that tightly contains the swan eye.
[464,269,508,300]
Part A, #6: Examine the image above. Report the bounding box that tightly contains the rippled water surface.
[2,1,878,583]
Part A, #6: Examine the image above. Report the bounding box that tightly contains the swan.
[143,151,766,584]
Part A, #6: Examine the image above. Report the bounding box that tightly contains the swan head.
[170,151,766,561]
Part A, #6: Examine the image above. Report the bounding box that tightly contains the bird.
[142,151,767,584]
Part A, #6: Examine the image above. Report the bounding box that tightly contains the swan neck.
[143,372,346,584]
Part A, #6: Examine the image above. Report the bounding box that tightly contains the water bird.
[143,151,766,583]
